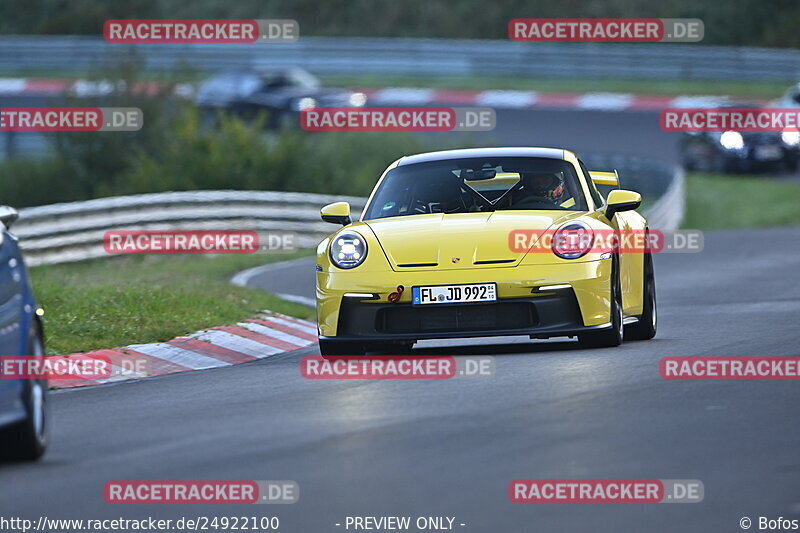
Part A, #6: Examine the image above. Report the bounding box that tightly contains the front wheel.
[625,252,657,340]
[578,260,623,349]
[1,322,48,461]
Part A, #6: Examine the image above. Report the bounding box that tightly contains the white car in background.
[777,83,800,109]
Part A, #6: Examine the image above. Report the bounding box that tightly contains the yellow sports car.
[315,147,656,355]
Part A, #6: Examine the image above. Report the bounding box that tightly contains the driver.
[516,172,565,203]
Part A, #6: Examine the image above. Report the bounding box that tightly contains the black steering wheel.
[413,197,463,214]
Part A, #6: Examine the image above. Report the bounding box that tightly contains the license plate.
[412,283,497,305]
[755,146,782,160]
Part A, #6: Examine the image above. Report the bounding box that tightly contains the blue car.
[0,206,47,461]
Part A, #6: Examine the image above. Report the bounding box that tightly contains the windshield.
[364,156,588,220]
[199,74,261,97]
[257,69,319,89]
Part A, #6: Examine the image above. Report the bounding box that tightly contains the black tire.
[318,338,366,357]
[1,321,48,461]
[277,111,297,131]
[679,145,697,171]
[713,152,740,174]
[625,252,658,341]
[578,258,623,349]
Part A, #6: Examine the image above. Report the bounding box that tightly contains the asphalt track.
[3,232,800,532]
[2,108,799,532]
[0,94,677,162]
[441,108,680,163]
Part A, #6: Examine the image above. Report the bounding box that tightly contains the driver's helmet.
[519,172,565,201]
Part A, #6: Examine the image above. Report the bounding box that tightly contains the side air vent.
[397,263,439,267]
[473,259,516,265]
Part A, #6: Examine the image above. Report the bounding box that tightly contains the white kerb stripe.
[94,373,146,385]
[372,88,435,105]
[0,79,26,94]
[669,95,730,108]
[265,311,316,327]
[476,90,537,108]
[578,93,634,110]
[187,329,282,358]
[259,315,317,335]
[237,322,312,347]
[106,363,148,381]
[127,343,228,370]
[70,79,115,97]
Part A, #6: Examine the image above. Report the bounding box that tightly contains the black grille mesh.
[377,301,537,334]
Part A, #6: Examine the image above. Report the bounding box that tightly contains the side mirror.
[321,202,351,226]
[605,190,641,219]
[0,206,19,229]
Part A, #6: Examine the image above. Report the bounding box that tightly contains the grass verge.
[682,172,800,230]
[31,251,314,355]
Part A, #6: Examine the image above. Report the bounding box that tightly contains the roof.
[397,147,566,166]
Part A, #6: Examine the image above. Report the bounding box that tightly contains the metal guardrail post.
[3,131,15,158]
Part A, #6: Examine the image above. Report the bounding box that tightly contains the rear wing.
[589,170,619,187]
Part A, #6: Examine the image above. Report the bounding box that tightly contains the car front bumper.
[320,291,613,344]
[316,259,613,339]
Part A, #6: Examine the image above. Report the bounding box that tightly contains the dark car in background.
[0,206,47,461]
[195,67,367,129]
[679,105,800,173]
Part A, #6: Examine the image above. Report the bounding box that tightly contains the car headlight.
[720,131,744,150]
[348,92,367,107]
[330,232,367,269]
[294,97,317,111]
[781,131,800,146]
[552,222,594,260]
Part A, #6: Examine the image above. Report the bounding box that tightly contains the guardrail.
[14,158,683,267]
[15,190,367,266]
[639,167,685,231]
[1,35,799,81]
[583,153,685,231]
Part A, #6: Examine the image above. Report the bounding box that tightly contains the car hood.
[363,211,580,271]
